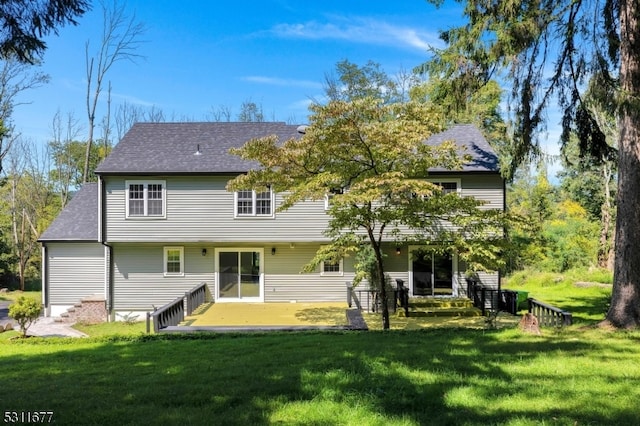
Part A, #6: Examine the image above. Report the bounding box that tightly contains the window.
[164,247,184,276]
[126,180,166,218]
[321,258,343,276]
[324,187,344,210]
[434,181,458,194]
[234,188,273,217]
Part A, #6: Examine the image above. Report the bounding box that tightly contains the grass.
[72,321,147,337]
[1,328,640,425]
[504,268,612,324]
[0,290,42,303]
[0,268,630,425]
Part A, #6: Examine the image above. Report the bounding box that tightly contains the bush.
[9,296,42,338]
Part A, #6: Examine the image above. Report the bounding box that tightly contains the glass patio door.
[218,249,262,300]
[411,251,454,296]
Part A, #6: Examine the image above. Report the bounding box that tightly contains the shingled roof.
[39,183,98,242]
[425,124,500,173]
[95,122,303,175]
[95,122,500,175]
[40,123,500,242]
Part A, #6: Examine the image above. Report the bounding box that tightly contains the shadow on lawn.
[1,330,639,425]
[538,286,612,325]
[294,306,347,325]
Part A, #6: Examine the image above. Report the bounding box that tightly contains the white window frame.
[324,187,345,210]
[163,246,184,277]
[234,188,275,218]
[125,180,166,219]
[320,253,344,276]
[428,178,461,194]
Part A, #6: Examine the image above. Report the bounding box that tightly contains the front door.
[216,249,263,301]
[410,250,454,296]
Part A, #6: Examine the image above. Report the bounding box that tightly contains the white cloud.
[269,17,441,52]
[242,76,323,89]
[110,92,157,108]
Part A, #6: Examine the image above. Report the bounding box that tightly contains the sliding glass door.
[217,249,263,301]
[410,249,455,296]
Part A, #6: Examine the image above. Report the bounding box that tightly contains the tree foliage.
[411,70,510,175]
[1,139,60,290]
[425,0,640,328]
[0,0,88,63]
[9,295,41,337]
[228,62,511,329]
[423,0,618,176]
[237,100,264,122]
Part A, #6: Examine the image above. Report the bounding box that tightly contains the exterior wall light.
[202,248,207,257]
[271,247,276,255]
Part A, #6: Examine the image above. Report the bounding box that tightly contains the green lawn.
[0,290,42,303]
[504,268,612,324]
[1,327,639,425]
[2,270,635,425]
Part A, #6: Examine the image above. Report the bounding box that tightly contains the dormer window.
[126,180,166,218]
[235,188,274,217]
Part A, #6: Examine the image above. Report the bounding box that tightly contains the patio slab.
[185,302,351,327]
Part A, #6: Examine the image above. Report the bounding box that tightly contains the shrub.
[9,296,42,338]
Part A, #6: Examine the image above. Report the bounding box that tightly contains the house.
[39,122,504,321]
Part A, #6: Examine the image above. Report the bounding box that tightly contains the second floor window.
[126,180,166,218]
[235,188,273,217]
[434,181,458,194]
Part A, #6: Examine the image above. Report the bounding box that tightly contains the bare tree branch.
[83,0,145,182]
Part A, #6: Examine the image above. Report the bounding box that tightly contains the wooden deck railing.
[149,296,185,333]
[467,280,511,315]
[528,298,573,327]
[147,282,210,333]
[466,279,572,328]
[186,282,208,316]
[346,279,408,315]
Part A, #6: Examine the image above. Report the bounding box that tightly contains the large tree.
[228,96,508,329]
[423,0,639,328]
[230,62,511,329]
[0,0,88,63]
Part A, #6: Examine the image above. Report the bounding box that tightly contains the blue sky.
[11,0,561,168]
[13,0,464,143]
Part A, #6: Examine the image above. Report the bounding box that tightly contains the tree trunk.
[19,209,26,291]
[368,232,390,329]
[605,0,640,328]
[597,161,613,270]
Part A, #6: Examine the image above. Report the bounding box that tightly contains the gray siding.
[264,243,412,302]
[459,174,504,210]
[109,241,494,308]
[103,173,503,308]
[105,176,330,243]
[112,244,214,311]
[104,174,503,243]
[264,243,353,302]
[47,243,105,305]
[110,242,411,307]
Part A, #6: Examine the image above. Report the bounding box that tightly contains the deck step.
[408,298,474,309]
[397,307,482,318]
